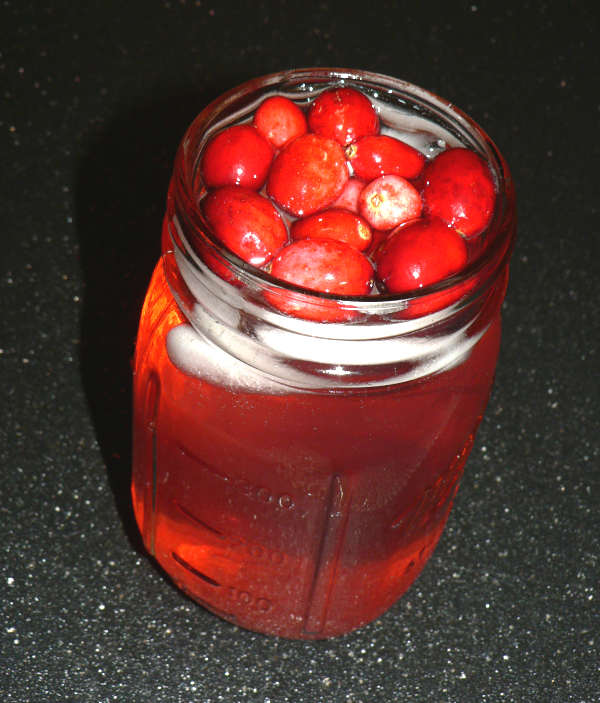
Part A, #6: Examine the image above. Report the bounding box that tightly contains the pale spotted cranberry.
[253,96,307,148]
[332,178,365,212]
[358,175,422,230]
[268,239,373,321]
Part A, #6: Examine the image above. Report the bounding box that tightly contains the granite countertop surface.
[1,2,598,701]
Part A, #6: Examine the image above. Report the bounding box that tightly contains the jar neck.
[162,210,510,390]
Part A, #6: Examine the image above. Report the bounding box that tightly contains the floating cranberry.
[253,96,308,148]
[332,177,365,212]
[376,217,467,295]
[308,87,379,146]
[291,208,372,251]
[200,124,273,190]
[422,147,496,238]
[202,186,288,267]
[268,239,373,321]
[267,133,349,216]
[346,135,425,181]
[358,175,422,230]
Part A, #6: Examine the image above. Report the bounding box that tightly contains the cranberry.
[200,124,273,190]
[291,208,372,251]
[422,147,496,238]
[268,239,373,321]
[267,133,349,216]
[308,87,379,146]
[202,186,288,267]
[253,96,307,149]
[376,217,467,294]
[358,175,422,230]
[332,177,365,212]
[346,135,425,181]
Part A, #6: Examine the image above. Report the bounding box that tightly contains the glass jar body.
[131,69,515,639]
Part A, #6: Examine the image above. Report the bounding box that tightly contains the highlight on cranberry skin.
[202,186,288,267]
[253,96,308,149]
[308,87,379,146]
[358,174,422,230]
[375,217,468,294]
[268,238,374,321]
[346,134,425,181]
[291,208,372,251]
[200,124,273,190]
[267,133,349,217]
[422,147,496,238]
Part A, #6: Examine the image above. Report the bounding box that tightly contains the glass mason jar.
[131,69,516,639]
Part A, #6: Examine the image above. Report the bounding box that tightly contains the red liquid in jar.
[132,259,502,638]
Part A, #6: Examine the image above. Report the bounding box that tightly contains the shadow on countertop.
[74,83,228,551]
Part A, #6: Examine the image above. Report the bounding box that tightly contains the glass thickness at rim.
[171,68,516,309]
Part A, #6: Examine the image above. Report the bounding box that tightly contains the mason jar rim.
[170,67,516,315]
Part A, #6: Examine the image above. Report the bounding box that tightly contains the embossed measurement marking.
[174,500,288,568]
[171,551,221,587]
[172,550,274,613]
[175,501,224,536]
[178,443,296,510]
[225,586,273,613]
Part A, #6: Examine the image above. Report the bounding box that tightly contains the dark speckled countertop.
[1,2,599,701]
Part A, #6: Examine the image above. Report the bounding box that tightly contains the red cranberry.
[291,208,372,251]
[268,239,373,321]
[200,124,273,190]
[308,87,379,146]
[267,133,349,216]
[253,96,307,148]
[358,175,422,230]
[422,147,496,238]
[202,186,288,267]
[375,217,467,295]
[332,177,365,212]
[346,135,425,181]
